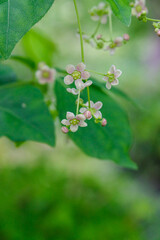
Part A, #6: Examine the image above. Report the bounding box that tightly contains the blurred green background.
[0,0,160,239]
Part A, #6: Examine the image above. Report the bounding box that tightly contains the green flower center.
[136,5,142,13]
[109,42,116,49]
[106,73,115,83]
[70,118,79,125]
[90,108,97,115]
[72,71,81,80]
[42,70,50,78]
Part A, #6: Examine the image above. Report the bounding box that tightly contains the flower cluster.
[76,2,131,55]
[61,62,122,133]
[89,2,109,24]
[105,34,130,55]
[64,63,92,95]
[131,0,148,19]
[153,22,160,37]
[61,100,107,133]
[36,62,56,84]
[77,33,130,55]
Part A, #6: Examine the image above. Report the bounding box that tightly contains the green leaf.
[107,0,131,26]
[0,84,55,146]
[0,64,17,85]
[10,55,36,70]
[91,77,141,109]
[55,78,137,169]
[0,0,55,59]
[22,29,57,66]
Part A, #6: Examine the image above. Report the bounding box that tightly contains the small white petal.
[76,63,86,72]
[61,119,70,125]
[66,64,75,74]
[67,88,79,95]
[35,70,41,79]
[78,121,87,127]
[84,80,92,87]
[94,111,102,119]
[114,37,123,47]
[81,71,90,80]
[64,75,74,85]
[89,39,96,48]
[75,79,84,89]
[115,70,122,78]
[80,107,87,113]
[76,114,86,121]
[91,15,99,21]
[103,76,108,81]
[93,101,103,110]
[101,15,107,24]
[41,65,50,71]
[66,112,75,120]
[70,125,78,132]
[98,2,105,9]
[109,65,116,74]
[106,81,112,90]
[112,79,119,86]
[85,101,94,108]
[109,49,116,55]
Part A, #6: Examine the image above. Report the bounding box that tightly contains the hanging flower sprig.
[76,2,130,55]
[131,0,160,37]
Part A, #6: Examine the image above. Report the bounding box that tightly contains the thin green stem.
[146,17,160,22]
[73,0,85,63]
[109,7,113,41]
[76,90,81,115]
[91,21,101,38]
[73,0,91,109]
[87,69,105,76]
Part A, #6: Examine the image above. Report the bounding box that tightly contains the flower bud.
[84,110,92,119]
[157,30,160,37]
[61,127,69,134]
[101,118,107,127]
[76,98,83,105]
[96,34,102,40]
[123,34,130,41]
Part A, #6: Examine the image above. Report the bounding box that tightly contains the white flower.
[66,80,92,95]
[132,0,148,18]
[89,2,109,24]
[76,32,97,48]
[64,63,90,86]
[36,64,56,84]
[105,37,123,55]
[103,65,122,90]
[61,112,87,132]
[80,101,103,119]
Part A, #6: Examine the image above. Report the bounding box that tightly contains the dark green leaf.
[92,77,141,109]
[107,0,131,26]
[0,64,17,85]
[0,84,55,146]
[0,0,55,59]
[55,78,137,169]
[10,55,36,70]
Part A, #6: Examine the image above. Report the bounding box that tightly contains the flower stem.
[73,0,91,109]
[87,69,105,76]
[91,21,101,38]
[73,0,84,63]
[109,7,113,41]
[146,17,160,22]
[76,90,81,115]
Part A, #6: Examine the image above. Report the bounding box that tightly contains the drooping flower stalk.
[73,0,91,109]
